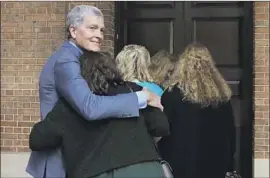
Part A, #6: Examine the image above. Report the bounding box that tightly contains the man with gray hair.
[26,5,163,178]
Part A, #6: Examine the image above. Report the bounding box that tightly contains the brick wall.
[0,1,269,159]
[0,1,115,152]
[1,1,64,152]
[253,2,270,159]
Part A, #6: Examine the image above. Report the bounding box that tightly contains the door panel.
[194,20,240,65]
[118,1,185,56]
[191,1,244,7]
[127,20,174,54]
[127,1,175,9]
[116,2,253,178]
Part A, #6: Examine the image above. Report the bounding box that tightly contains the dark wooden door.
[116,2,254,178]
[115,1,186,56]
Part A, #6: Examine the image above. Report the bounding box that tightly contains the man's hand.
[142,87,164,111]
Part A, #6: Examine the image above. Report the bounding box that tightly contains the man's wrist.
[135,91,148,109]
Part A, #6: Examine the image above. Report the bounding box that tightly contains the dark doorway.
[115,1,254,178]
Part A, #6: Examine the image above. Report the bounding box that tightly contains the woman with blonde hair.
[116,45,153,83]
[116,45,165,97]
[157,43,237,178]
[116,45,173,143]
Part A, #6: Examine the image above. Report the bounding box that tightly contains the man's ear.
[69,26,76,39]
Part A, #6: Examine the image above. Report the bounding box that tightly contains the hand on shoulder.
[142,87,164,111]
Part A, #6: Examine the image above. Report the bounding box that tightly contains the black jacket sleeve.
[29,100,66,151]
[161,87,178,123]
[226,100,236,172]
[141,106,170,137]
[107,81,170,137]
[124,82,170,137]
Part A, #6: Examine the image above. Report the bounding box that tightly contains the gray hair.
[66,5,103,38]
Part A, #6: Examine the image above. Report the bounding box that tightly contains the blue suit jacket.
[26,41,140,178]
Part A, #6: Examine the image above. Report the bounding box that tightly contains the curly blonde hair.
[149,50,176,88]
[116,44,153,82]
[167,43,232,107]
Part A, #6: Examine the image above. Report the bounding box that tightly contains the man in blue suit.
[26,5,163,178]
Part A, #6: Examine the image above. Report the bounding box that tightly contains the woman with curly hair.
[157,43,237,178]
[29,51,169,178]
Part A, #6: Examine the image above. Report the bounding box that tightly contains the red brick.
[254,1,270,158]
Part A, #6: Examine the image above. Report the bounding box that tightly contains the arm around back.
[123,82,169,137]
[29,101,65,151]
[54,55,140,121]
[141,106,170,137]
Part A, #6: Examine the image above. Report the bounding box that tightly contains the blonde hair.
[167,43,232,107]
[116,44,153,82]
[149,50,176,88]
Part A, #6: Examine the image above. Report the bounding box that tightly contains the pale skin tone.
[69,16,105,51]
[69,15,163,111]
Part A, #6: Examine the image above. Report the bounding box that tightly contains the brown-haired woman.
[158,43,237,178]
[149,50,176,90]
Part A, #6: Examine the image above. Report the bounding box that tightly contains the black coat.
[29,82,169,178]
[158,86,236,178]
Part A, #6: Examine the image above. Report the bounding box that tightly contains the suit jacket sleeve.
[141,106,170,137]
[54,56,139,121]
[29,102,65,151]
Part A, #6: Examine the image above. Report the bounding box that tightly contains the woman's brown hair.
[79,51,123,95]
[149,50,176,88]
